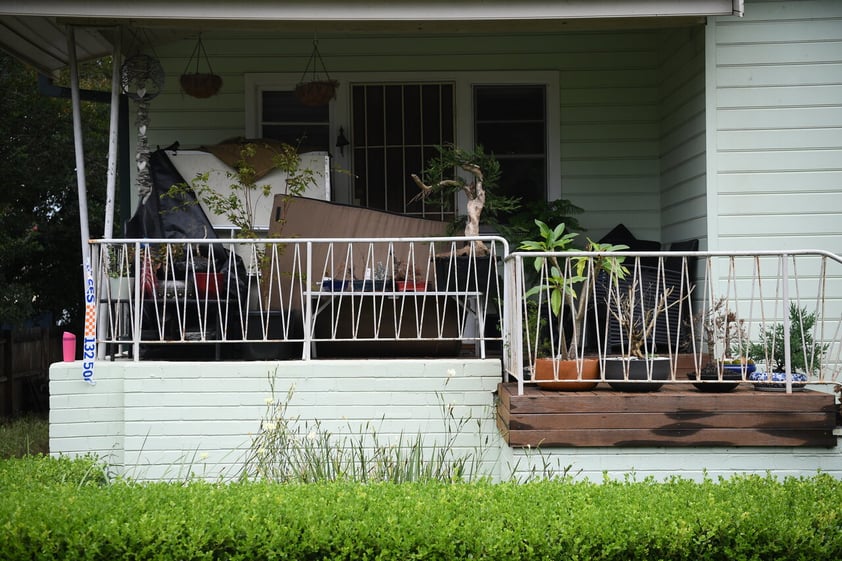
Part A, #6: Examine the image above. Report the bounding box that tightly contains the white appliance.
[165,149,331,234]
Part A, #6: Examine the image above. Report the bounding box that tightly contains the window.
[474,85,547,202]
[350,83,454,218]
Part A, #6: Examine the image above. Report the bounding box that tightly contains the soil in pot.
[604,357,670,392]
[534,357,599,391]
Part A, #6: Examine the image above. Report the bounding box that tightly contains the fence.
[91,236,507,361]
[0,327,57,417]
[503,249,842,394]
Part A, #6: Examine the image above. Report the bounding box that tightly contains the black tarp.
[126,148,218,240]
[125,148,246,295]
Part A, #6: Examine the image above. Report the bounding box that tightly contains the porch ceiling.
[2,0,741,74]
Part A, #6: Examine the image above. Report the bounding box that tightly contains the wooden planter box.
[496,382,837,447]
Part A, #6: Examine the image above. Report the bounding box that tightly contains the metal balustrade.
[92,239,842,395]
[503,250,842,395]
[91,236,507,361]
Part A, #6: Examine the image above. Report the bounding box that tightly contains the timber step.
[496,382,838,448]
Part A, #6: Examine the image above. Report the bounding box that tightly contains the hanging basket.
[295,79,339,106]
[180,34,222,99]
[294,40,338,107]
[180,73,223,99]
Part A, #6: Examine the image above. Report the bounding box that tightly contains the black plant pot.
[434,255,497,298]
[241,309,304,360]
[603,357,670,392]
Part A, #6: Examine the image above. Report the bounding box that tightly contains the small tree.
[748,304,829,374]
[521,220,627,360]
[608,276,691,359]
[168,141,316,240]
[411,144,519,256]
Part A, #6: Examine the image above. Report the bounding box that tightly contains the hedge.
[1,456,841,560]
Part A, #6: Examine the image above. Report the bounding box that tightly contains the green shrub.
[0,454,108,489]
[1,460,841,561]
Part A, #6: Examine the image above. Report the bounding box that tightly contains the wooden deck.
[496,382,838,448]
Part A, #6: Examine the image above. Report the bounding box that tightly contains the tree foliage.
[0,53,110,329]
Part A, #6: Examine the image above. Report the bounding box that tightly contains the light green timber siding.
[708,0,842,253]
[50,360,842,482]
[556,31,662,241]
[144,29,674,241]
[50,360,503,482]
[658,26,708,248]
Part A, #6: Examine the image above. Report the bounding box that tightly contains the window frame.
[245,71,560,205]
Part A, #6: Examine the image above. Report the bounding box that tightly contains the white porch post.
[66,26,92,273]
[103,31,121,240]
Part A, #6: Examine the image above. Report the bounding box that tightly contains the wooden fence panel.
[0,328,58,417]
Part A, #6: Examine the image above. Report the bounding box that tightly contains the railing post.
[782,254,792,393]
[132,242,142,362]
[505,254,524,395]
[94,242,108,360]
[302,241,313,360]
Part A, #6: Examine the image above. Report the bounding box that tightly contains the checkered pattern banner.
[81,261,96,384]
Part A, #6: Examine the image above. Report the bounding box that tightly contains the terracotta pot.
[195,272,223,298]
[396,280,426,292]
[534,357,600,391]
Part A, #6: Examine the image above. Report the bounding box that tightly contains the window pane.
[262,124,330,150]
[351,83,455,217]
[498,159,545,202]
[475,86,544,121]
[261,90,330,151]
[476,122,545,155]
[474,85,547,201]
[262,91,329,123]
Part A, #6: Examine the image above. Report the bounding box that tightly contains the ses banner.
[82,262,96,385]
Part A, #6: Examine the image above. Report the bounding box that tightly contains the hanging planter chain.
[180,33,223,98]
[184,33,215,76]
[295,40,338,106]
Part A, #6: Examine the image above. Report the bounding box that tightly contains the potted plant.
[105,244,134,301]
[520,220,628,390]
[685,297,753,392]
[747,304,828,390]
[394,261,426,292]
[411,144,519,300]
[602,275,689,392]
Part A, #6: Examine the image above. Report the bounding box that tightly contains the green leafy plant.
[411,144,519,256]
[748,304,829,374]
[496,197,586,248]
[240,375,491,483]
[166,140,317,240]
[520,220,627,359]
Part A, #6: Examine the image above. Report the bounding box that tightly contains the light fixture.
[335,127,349,156]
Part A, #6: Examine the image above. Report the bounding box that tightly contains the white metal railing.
[91,236,506,361]
[503,250,842,395]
